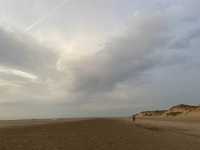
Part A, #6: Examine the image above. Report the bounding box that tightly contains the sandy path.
[0,118,199,150]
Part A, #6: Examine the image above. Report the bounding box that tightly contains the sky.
[0,0,200,119]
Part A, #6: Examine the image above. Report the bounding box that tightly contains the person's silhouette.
[132,115,136,122]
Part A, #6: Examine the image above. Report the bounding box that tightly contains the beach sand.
[0,118,199,150]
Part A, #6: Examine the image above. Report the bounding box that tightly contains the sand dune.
[135,104,200,118]
[0,118,199,150]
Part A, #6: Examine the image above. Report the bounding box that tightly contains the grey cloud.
[0,27,64,108]
[62,6,200,109]
[69,14,170,94]
[170,27,200,49]
[0,28,58,77]
[0,0,200,118]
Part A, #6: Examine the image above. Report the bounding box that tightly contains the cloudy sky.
[0,0,200,119]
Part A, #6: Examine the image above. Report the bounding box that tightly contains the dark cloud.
[69,14,170,93]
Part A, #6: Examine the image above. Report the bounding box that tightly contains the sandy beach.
[0,118,199,150]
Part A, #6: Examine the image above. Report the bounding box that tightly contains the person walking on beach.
[132,115,136,122]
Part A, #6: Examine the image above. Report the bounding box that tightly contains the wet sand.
[0,118,199,150]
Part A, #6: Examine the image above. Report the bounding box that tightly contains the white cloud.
[0,65,37,80]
